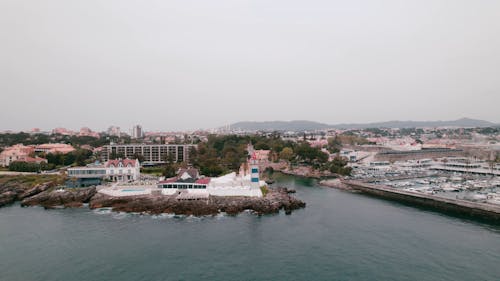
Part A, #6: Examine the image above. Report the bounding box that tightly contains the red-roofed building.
[23,156,48,164]
[105,158,141,181]
[34,143,75,154]
[0,144,37,167]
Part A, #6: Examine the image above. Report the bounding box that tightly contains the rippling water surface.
[1,175,499,281]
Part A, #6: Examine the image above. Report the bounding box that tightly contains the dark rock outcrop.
[0,191,17,207]
[18,183,52,200]
[90,187,305,216]
[21,187,97,209]
[0,182,53,207]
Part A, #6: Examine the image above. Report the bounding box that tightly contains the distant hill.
[227,118,497,131]
[332,118,498,129]
[230,120,331,131]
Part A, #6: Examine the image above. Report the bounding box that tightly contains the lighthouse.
[249,152,260,189]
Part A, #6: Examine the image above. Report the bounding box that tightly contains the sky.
[1,0,499,132]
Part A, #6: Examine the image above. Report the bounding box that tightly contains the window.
[251,168,258,173]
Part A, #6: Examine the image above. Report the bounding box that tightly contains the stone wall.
[343,180,500,223]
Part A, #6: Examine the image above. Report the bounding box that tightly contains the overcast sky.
[1,0,499,132]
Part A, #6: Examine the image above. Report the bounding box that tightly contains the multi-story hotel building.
[101,144,196,165]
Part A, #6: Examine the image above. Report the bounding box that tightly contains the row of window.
[68,169,106,175]
[68,169,134,175]
[160,184,207,189]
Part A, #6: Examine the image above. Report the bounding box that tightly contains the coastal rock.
[21,187,97,209]
[0,191,17,207]
[319,179,353,191]
[18,183,52,200]
[90,188,306,216]
[0,182,53,207]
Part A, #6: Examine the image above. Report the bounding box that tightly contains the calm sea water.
[1,175,499,281]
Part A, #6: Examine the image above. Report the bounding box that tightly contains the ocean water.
[0,175,499,281]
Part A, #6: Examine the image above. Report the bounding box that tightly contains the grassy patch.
[0,174,66,187]
[260,185,269,197]
[141,167,164,176]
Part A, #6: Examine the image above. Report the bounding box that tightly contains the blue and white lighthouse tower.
[249,153,260,189]
[247,143,260,189]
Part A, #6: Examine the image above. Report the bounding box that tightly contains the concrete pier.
[342,180,500,224]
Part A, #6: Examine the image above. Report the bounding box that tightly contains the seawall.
[342,180,500,224]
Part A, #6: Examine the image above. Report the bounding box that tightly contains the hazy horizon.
[1,0,499,131]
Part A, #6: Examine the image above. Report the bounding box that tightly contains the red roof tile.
[195,178,211,184]
[106,159,137,167]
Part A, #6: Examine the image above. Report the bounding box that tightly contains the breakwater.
[343,180,500,223]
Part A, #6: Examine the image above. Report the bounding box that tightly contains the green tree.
[279,147,294,162]
[162,164,177,178]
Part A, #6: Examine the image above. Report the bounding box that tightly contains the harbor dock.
[342,180,500,223]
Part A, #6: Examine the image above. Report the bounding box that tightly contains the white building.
[105,159,141,181]
[157,154,264,198]
[67,158,141,186]
[158,172,264,197]
[101,143,196,164]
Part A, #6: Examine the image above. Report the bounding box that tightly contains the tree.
[327,137,341,153]
[162,164,177,178]
[279,147,294,162]
[74,149,93,166]
[132,153,145,163]
[327,156,352,176]
[63,153,76,166]
[8,161,41,172]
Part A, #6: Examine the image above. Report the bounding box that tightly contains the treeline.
[0,133,129,148]
[8,161,51,172]
[7,149,94,172]
[43,149,93,167]
[190,134,352,177]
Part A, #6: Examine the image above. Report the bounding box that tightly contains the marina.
[348,157,500,208]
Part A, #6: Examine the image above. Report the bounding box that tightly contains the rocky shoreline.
[1,177,305,216]
[319,178,354,191]
[90,187,304,216]
[21,187,97,209]
[0,179,54,207]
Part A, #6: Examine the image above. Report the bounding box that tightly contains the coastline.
[0,175,305,216]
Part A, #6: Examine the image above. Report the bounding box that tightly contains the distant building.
[308,139,328,148]
[79,127,100,138]
[0,144,47,167]
[107,126,121,137]
[34,143,75,154]
[131,125,144,139]
[101,144,196,165]
[52,127,75,136]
